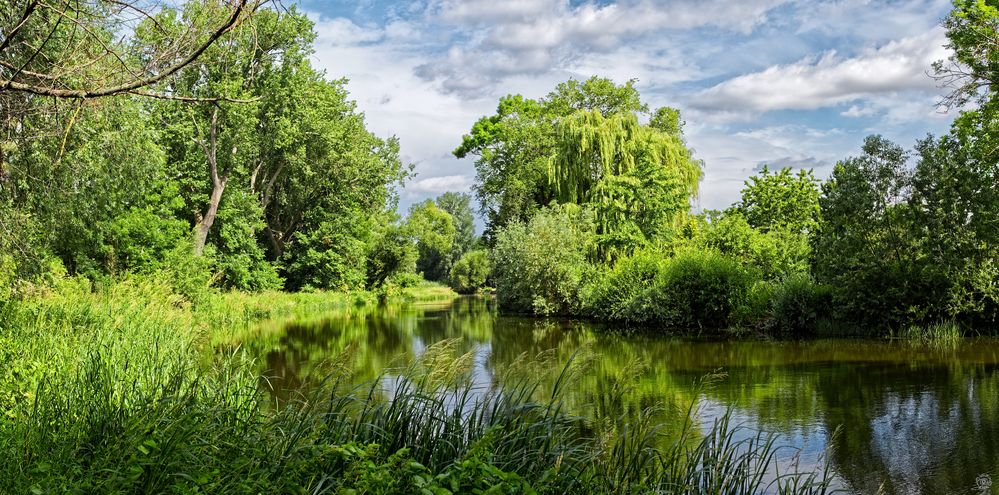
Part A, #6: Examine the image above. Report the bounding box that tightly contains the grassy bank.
[0,277,833,493]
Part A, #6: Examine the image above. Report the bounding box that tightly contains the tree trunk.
[192,106,227,256]
[193,176,227,255]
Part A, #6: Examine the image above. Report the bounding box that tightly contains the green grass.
[891,320,964,349]
[0,276,833,494]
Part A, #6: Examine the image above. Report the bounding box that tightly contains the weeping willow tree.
[549,110,702,259]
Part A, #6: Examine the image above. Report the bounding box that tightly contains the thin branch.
[0,0,40,55]
[127,88,258,103]
[0,0,253,99]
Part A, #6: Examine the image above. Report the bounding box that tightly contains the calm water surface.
[238,297,999,495]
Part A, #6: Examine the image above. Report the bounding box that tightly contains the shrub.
[100,207,189,274]
[391,271,424,288]
[585,249,667,323]
[449,250,492,294]
[731,280,776,330]
[491,204,595,315]
[366,224,418,289]
[587,248,757,330]
[697,213,810,280]
[766,274,833,336]
[157,243,215,306]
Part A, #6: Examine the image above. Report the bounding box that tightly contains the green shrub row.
[484,204,839,335]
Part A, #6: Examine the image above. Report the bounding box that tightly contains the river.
[235,296,999,495]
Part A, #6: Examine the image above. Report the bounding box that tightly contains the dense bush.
[284,215,373,291]
[587,248,757,330]
[157,244,217,306]
[100,207,190,274]
[491,204,595,315]
[694,213,810,280]
[766,274,834,336]
[449,249,492,294]
[365,224,418,289]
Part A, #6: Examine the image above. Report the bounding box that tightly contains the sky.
[293,0,959,224]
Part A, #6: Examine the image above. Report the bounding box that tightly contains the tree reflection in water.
[227,297,999,495]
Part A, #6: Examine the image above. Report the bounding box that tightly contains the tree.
[449,249,491,294]
[732,166,821,235]
[695,212,811,280]
[933,0,999,108]
[549,110,701,258]
[154,5,313,261]
[366,220,417,289]
[0,0,258,99]
[908,104,999,323]
[813,135,926,327]
[0,94,185,278]
[262,77,407,290]
[406,200,456,282]
[649,106,684,139]
[454,77,649,241]
[434,192,475,255]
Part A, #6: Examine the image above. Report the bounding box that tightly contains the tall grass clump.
[892,320,964,348]
[587,248,758,331]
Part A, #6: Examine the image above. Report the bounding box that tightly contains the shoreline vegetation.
[1,279,839,494]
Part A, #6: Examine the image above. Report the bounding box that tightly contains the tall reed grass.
[891,320,964,349]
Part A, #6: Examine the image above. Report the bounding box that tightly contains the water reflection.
[232,297,999,495]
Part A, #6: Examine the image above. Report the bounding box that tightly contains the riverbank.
[0,276,835,494]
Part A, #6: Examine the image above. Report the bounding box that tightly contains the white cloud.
[794,0,953,44]
[686,122,854,210]
[308,12,490,214]
[841,104,877,117]
[693,27,950,112]
[406,174,476,195]
[418,0,790,95]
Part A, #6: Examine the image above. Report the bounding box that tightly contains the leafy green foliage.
[766,274,834,336]
[733,166,821,235]
[934,0,999,107]
[491,204,595,315]
[455,77,650,241]
[814,136,944,328]
[587,248,757,330]
[435,192,477,255]
[449,250,492,294]
[2,96,175,279]
[1,5,406,294]
[694,212,811,280]
[407,200,458,282]
[366,223,419,289]
[909,104,999,325]
[549,110,701,259]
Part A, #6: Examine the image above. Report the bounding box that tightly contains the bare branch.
[0,0,40,55]
[127,88,258,103]
[0,0,257,99]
